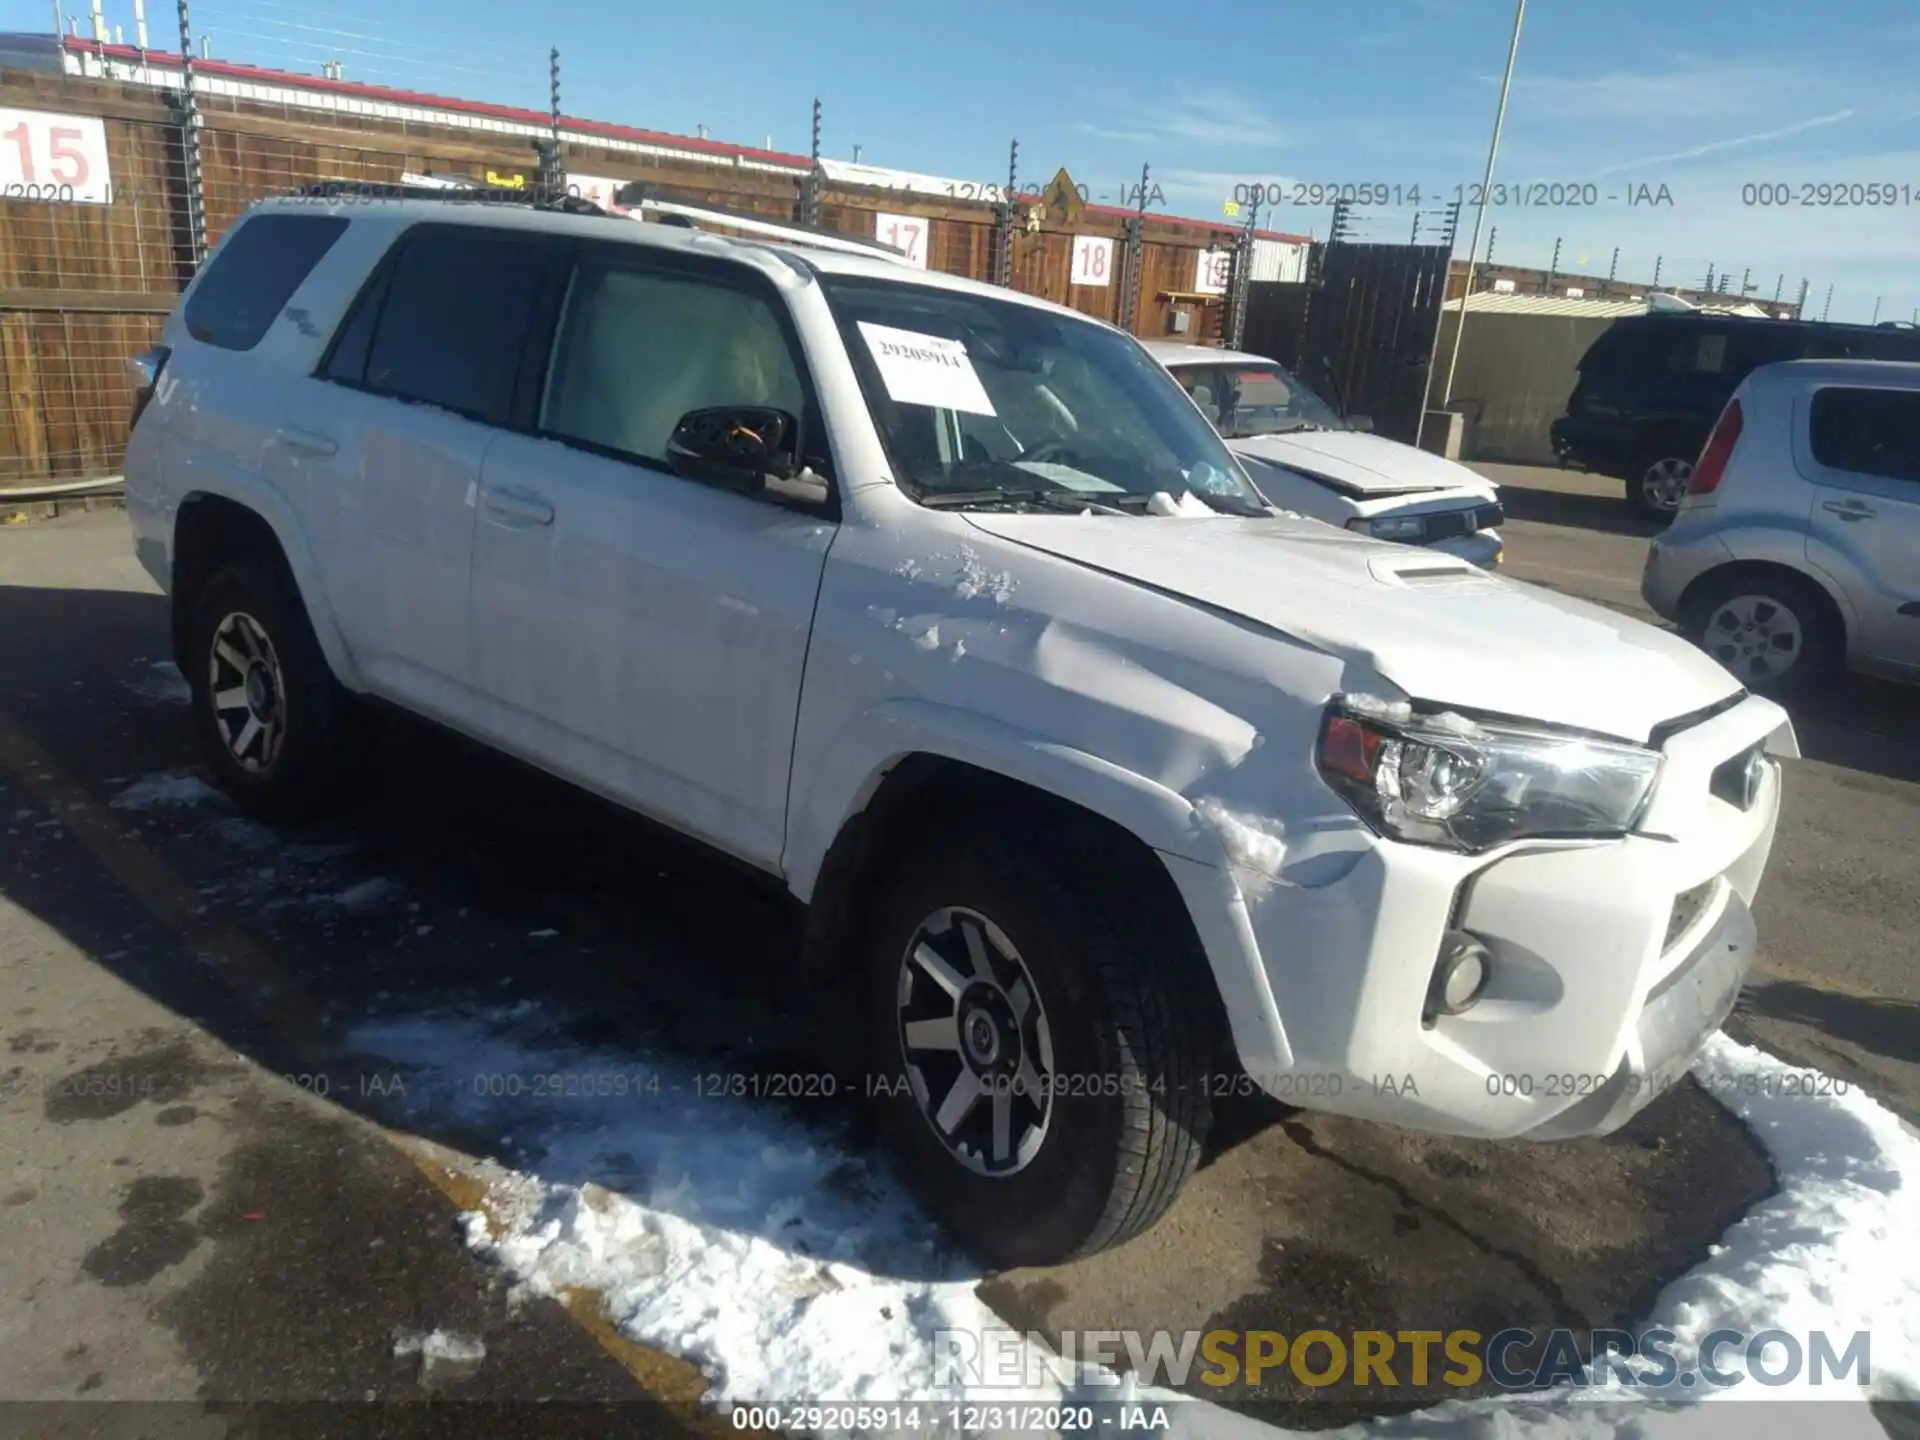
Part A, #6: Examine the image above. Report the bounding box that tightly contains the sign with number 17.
[874,212,930,268]
[0,107,114,204]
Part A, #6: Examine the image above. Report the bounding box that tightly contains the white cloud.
[1596,109,1860,175]
[1504,58,1813,124]
[1076,88,1288,150]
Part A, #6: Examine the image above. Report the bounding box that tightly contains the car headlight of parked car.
[1348,515,1427,541]
[1316,703,1664,852]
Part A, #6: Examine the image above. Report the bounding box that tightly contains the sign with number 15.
[0,107,114,204]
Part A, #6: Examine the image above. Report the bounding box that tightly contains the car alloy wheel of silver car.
[208,610,288,773]
[1703,593,1804,683]
[1640,457,1693,513]
[895,906,1055,1177]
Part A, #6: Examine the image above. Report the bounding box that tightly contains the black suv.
[1551,312,1920,519]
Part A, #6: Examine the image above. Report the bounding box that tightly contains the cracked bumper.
[1162,695,1787,1140]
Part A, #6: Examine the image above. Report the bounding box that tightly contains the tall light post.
[1438,0,1527,423]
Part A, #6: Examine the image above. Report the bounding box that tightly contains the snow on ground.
[123,659,192,705]
[350,1005,1917,1438]
[110,770,221,810]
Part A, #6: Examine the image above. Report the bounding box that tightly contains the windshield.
[1170,362,1348,438]
[820,275,1268,514]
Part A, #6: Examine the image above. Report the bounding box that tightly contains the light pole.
[1438,0,1526,424]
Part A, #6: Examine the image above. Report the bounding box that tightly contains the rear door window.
[1809,388,1920,485]
[344,224,558,426]
[184,213,349,351]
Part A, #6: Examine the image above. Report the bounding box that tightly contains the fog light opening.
[1426,930,1491,1022]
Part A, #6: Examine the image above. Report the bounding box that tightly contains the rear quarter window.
[183,213,349,351]
[1809,387,1920,484]
[343,224,557,426]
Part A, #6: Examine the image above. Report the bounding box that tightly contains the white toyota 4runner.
[126,195,1795,1268]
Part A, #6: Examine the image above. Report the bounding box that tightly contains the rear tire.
[865,821,1211,1269]
[185,557,366,821]
[1627,442,1695,521]
[1683,569,1838,695]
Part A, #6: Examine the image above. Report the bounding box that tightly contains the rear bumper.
[1640,531,1734,623]
[1551,415,1632,477]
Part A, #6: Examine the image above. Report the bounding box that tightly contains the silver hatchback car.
[1642,358,1920,692]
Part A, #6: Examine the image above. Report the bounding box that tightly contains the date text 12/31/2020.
[1229,181,1676,209]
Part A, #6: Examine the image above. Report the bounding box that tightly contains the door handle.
[1821,499,1876,521]
[275,427,337,458]
[483,487,555,527]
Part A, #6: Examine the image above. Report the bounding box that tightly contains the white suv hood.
[1231,429,1496,498]
[962,513,1741,742]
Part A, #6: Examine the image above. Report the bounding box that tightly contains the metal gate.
[1242,240,1453,444]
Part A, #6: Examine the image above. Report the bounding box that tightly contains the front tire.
[866,825,1211,1268]
[185,558,366,821]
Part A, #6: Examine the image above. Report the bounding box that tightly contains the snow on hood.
[960,513,1742,743]
[1231,428,1498,499]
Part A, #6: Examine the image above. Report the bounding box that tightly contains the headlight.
[1347,515,1426,541]
[1316,701,1663,852]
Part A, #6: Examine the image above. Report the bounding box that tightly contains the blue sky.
[15,0,1919,322]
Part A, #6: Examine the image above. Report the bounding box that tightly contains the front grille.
[1425,510,1473,540]
[1663,879,1717,952]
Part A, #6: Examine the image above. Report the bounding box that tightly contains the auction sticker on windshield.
[857,322,998,416]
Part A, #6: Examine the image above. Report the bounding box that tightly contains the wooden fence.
[0,64,1249,488]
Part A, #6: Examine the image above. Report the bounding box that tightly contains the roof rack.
[285,179,913,263]
[617,188,914,264]
[292,178,615,217]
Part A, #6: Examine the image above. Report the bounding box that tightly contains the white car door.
[298,222,560,723]
[1800,382,1920,672]
[467,245,836,870]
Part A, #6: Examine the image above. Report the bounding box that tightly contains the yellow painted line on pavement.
[0,706,722,1424]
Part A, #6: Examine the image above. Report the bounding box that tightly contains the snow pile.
[1341,692,1414,724]
[1418,710,1484,740]
[123,660,191,705]
[352,1004,1919,1435]
[1145,490,1222,519]
[1191,798,1291,893]
[349,1008,1051,1408]
[1636,1034,1920,1395]
[392,1329,487,1363]
[953,545,1016,604]
[111,771,221,810]
[326,876,401,912]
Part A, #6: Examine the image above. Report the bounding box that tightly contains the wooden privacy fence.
[0,64,1254,489]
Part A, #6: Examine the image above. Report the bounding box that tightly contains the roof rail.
[622,191,914,264]
[290,178,614,217]
[283,180,911,262]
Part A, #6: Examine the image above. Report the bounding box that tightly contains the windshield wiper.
[915,486,1135,516]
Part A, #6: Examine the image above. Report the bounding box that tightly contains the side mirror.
[1346,414,1374,433]
[665,407,799,493]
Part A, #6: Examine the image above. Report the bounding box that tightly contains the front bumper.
[1166,693,1790,1140]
